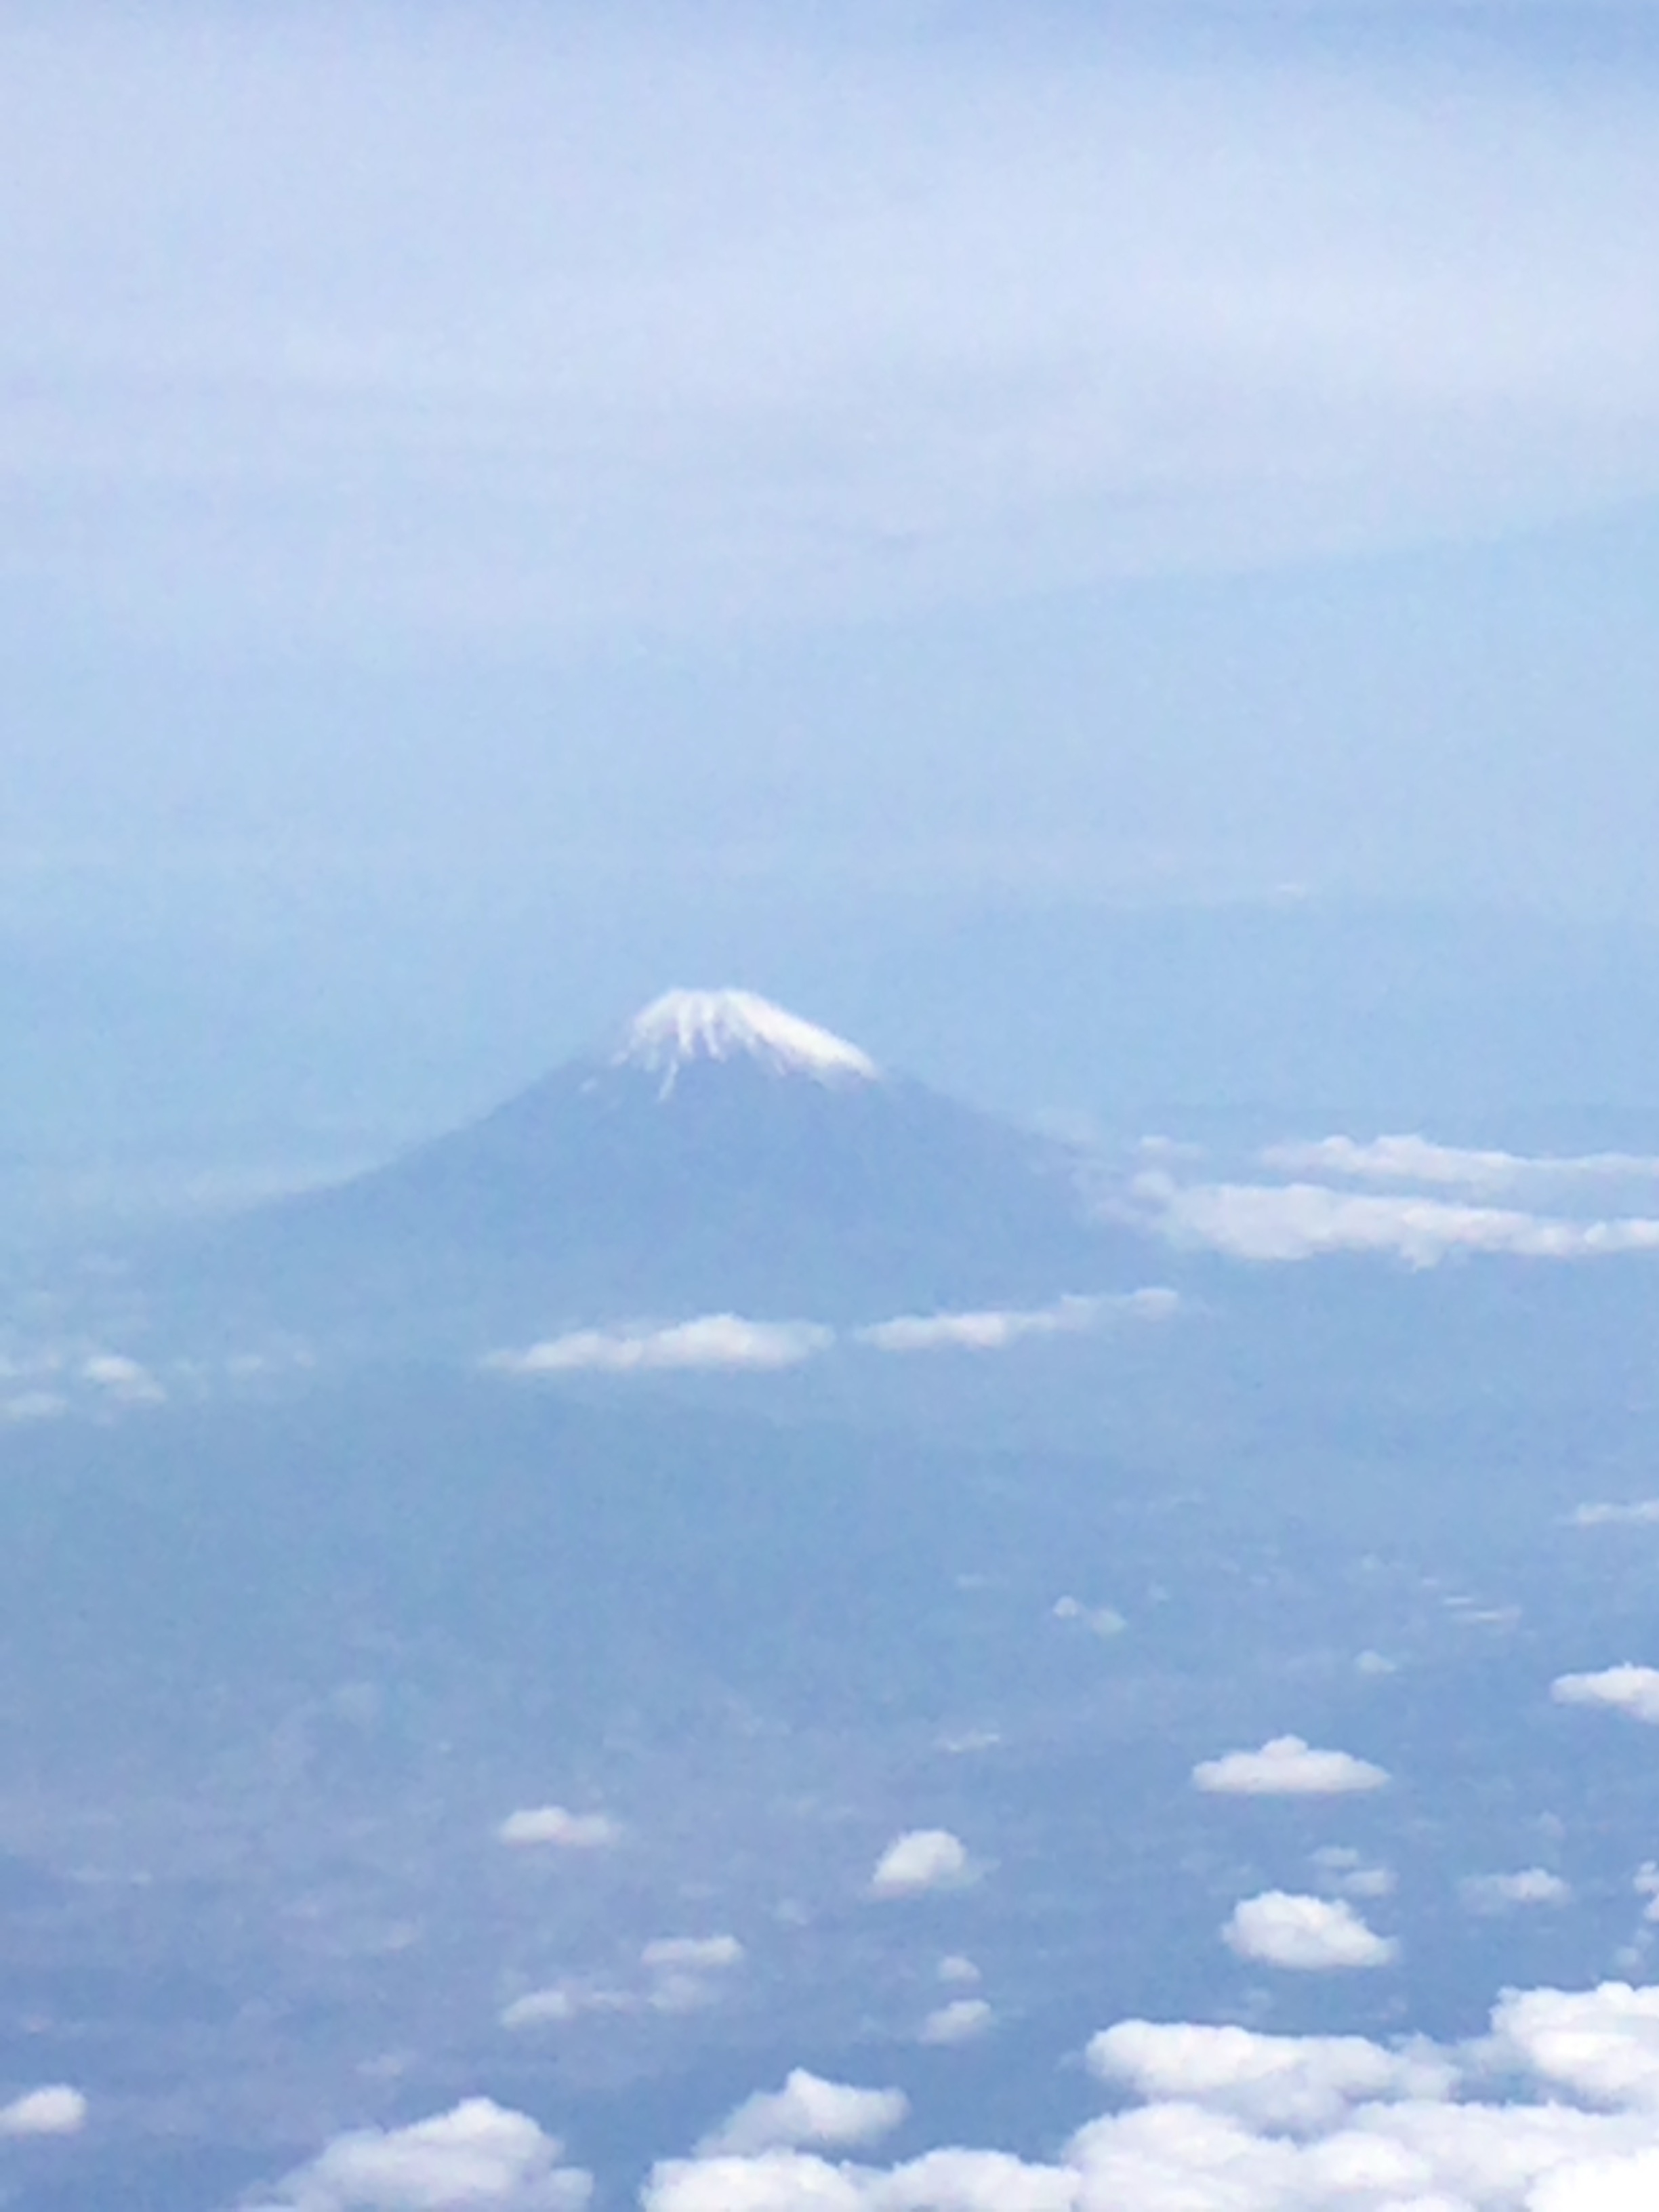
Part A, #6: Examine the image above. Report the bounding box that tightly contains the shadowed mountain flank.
[140,990,1143,1354]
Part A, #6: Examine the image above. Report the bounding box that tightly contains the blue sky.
[7,1,1659,1148]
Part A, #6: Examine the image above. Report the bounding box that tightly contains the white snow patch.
[615,989,880,1090]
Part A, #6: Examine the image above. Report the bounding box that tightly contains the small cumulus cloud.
[1553,1665,1659,1725]
[240,2099,592,2211]
[488,1315,832,1376]
[1192,1734,1389,1797]
[699,2071,907,2157]
[1462,1868,1572,1914]
[0,2085,87,2137]
[1223,1890,1397,1970]
[920,1998,994,2046]
[497,1806,621,1849]
[869,1830,969,1899]
[938,1954,981,1986]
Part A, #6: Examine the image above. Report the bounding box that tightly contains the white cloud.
[81,1351,165,1404]
[700,2072,907,2157]
[1052,1595,1126,1637]
[497,1806,621,1850]
[1142,1172,1659,1267]
[1553,1665,1659,1725]
[1574,1501,1659,1528]
[869,1830,969,1899]
[3,1391,67,1424]
[644,1975,1659,2212]
[641,1934,745,2016]
[13,15,1659,653]
[1462,1868,1573,1914]
[241,2099,591,2211]
[938,1954,980,1986]
[856,1291,1173,1355]
[1261,1134,1659,1200]
[1310,1847,1395,1902]
[1192,1735,1389,1797]
[1223,1890,1398,1971]
[641,1936,744,1974]
[1489,1982,1659,2111]
[920,1998,994,2047]
[1088,2020,1450,2133]
[0,2085,87,2137]
[488,1315,832,1376]
[499,1984,636,2030]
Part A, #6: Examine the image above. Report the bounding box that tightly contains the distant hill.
[138,989,1147,1357]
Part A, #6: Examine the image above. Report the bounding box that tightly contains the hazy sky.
[8,1,1659,1147]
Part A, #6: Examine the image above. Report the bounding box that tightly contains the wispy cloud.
[8,13,1659,647]
[856,1289,1173,1354]
[1461,1868,1572,1914]
[1261,1134,1659,1200]
[487,1290,1173,1378]
[1141,1170,1659,1266]
[487,1315,831,1375]
[497,1805,621,1850]
[1572,1500,1659,1528]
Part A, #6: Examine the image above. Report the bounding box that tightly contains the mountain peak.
[613,989,882,1090]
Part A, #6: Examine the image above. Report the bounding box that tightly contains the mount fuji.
[146,988,1142,1356]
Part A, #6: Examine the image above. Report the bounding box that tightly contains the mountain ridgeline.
[152,989,1140,1355]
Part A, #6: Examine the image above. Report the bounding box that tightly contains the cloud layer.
[9,12,1659,649]
[632,1978,1659,2211]
[1139,1130,1659,1267]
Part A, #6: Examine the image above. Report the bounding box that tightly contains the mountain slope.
[150,989,1141,1354]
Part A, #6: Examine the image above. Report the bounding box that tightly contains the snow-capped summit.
[614,989,882,1089]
